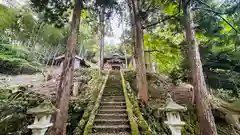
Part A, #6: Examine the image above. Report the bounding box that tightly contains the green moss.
[82,72,109,135]
[181,107,200,135]
[73,72,107,135]
[0,54,40,74]
[0,44,41,75]
[125,81,152,135]
[0,88,48,135]
[82,111,90,119]
[120,71,141,135]
[134,103,151,135]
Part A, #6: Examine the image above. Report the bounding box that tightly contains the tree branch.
[193,7,240,34]
[192,7,224,15]
[143,15,178,29]
[178,0,182,14]
[144,50,164,53]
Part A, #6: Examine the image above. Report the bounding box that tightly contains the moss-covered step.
[100,105,126,109]
[101,96,125,102]
[98,109,127,114]
[96,114,128,119]
[91,71,131,134]
[92,125,130,132]
[91,132,130,135]
[100,101,126,106]
[94,119,129,125]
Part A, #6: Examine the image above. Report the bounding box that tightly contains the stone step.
[101,98,125,102]
[96,114,128,119]
[98,109,126,114]
[94,119,129,125]
[91,132,130,135]
[103,91,124,94]
[101,95,124,99]
[103,92,123,94]
[101,102,126,106]
[92,125,130,133]
[103,93,124,96]
[104,86,122,89]
[100,105,126,109]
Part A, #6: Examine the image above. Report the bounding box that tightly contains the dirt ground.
[0,66,62,97]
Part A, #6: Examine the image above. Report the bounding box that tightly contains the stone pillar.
[72,81,79,96]
[159,93,187,135]
[152,62,156,73]
[27,101,55,135]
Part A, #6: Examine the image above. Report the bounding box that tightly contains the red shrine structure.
[103,53,130,70]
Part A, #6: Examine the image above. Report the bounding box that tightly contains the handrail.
[120,70,141,135]
[82,70,110,135]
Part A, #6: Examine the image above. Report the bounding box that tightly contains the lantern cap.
[164,121,185,126]
[27,100,55,115]
[159,93,187,112]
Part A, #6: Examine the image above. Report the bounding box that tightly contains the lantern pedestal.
[27,101,55,135]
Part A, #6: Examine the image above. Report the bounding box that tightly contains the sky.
[105,13,123,45]
[0,0,27,8]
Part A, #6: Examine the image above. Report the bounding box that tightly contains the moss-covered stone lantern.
[159,93,187,135]
[27,101,55,135]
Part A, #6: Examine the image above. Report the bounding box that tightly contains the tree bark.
[127,0,136,70]
[130,0,148,103]
[49,0,82,134]
[124,45,128,68]
[99,7,105,70]
[182,1,218,135]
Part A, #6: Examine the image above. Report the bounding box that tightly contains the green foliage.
[30,0,72,28]
[144,25,183,74]
[0,4,17,29]
[0,88,48,135]
[0,44,40,74]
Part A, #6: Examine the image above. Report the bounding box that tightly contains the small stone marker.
[73,81,79,96]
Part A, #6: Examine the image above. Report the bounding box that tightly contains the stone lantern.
[159,93,187,135]
[27,101,55,135]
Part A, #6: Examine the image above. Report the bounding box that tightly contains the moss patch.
[0,44,41,75]
[124,71,240,135]
[82,71,109,135]
[0,88,48,135]
[72,70,107,135]
[126,82,152,135]
[120,71,141,135]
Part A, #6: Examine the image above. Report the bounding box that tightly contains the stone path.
[92,72,131,135]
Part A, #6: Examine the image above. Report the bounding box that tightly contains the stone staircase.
[92,71,131,135]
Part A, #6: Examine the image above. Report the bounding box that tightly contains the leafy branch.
[195,0,240,34]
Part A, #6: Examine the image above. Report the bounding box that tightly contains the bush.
[0,44,41,75]
[0,54,40,74]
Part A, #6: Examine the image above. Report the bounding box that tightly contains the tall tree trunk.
[124,45,128,68]
[99,7,105,70]
[182,1,217,135]
[77,19,83,56]
[130,0,148,103]
[49,0,82,134]
[127,0,136,70]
